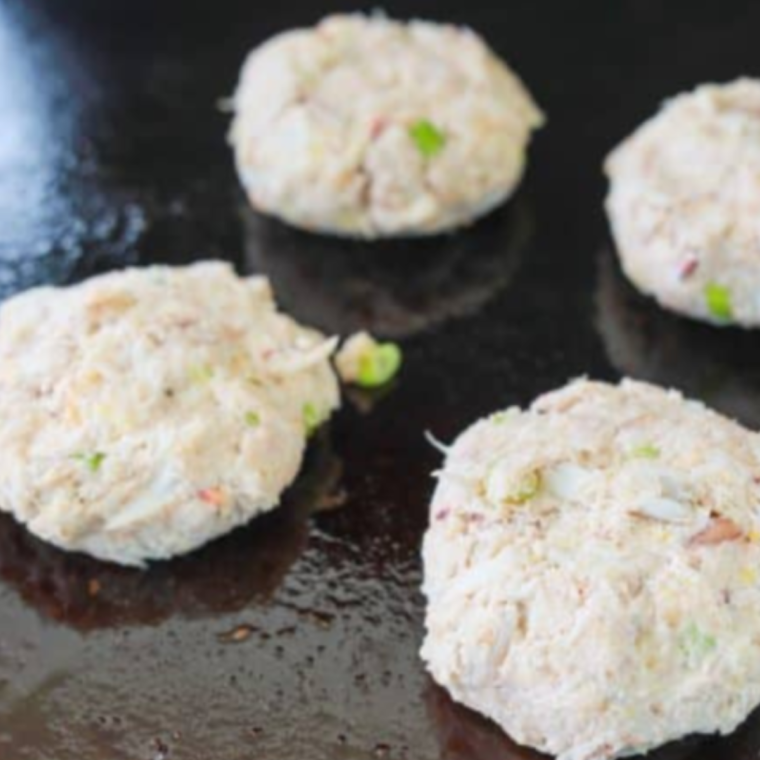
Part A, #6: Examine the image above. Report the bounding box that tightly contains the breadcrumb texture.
[606,79,760,327]
[335,331,376,384]
[422,378,760,760]
[230,13,544,238]
[0,262,340,566]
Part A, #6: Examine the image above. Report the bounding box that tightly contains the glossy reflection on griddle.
[596,250,760,429]
[0,436,343,631]
[243,199,533,338]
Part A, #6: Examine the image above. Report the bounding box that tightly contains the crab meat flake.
[634,497,692,524]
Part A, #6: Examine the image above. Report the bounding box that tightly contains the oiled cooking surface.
[2,0,760,758]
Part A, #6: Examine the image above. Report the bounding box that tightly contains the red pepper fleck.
[434,508,450,521]
[678,256,699,281]
[370,117,388,139]
[198,487,225,507]
[690,516,744,547]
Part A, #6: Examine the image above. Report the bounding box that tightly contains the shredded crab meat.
[691,516,745,546]
[422,379,760,760]
[605,79,760,327]
[264,336,338,375]
[544,463,592,500]
[230,14,544,237]
[0,262,341,566]
[633,497,694,524]
[425,430,452,456]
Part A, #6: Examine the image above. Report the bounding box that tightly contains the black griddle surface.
[1,1,760,758]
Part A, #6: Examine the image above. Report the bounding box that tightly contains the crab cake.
[0,262,339,566]
[422,378,760,760]
[0,438,342,629]
[605,79,760,328]
[230,13,544,238]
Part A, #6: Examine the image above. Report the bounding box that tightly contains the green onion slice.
[704,283,733,322]
[409,119,446,158]
[356,342,402,389]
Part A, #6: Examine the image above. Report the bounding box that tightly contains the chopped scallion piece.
[303,403,322,437]
[409,119,446,158]
[704,283,733,321]
[512,471,542,503]
[73,452,106,472]
[356,342,402,389]
[245,411,260,427]
[630,443,660,460]
[680,622,717,664]
[491,409,517,425]
[189,364,214,383]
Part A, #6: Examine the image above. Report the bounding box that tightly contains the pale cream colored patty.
[0,262,339,566]
[422,379,760,760]
[230,13,544,238]
[606,79,760,327]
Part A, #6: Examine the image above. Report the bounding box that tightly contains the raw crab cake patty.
[230,13,544,238]
[0,262,340,566]
[605,78,760,328]
[422,379,760,760]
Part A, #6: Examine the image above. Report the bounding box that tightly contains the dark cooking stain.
[1,0,760,760]
[151,738,170,760]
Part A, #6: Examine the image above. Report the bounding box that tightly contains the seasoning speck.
[198,487,225,507]
[678,256,699,280]
[218,624,256,644]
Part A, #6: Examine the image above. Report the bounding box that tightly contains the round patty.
[0,262,339,566]
[605,79,760,328]
[230,13,544,238]
[422,378,760,760]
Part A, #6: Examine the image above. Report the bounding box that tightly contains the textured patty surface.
[230,13,544,238]
[422,379,760,760]
[606,79,760,327]
[0,262,339,566]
